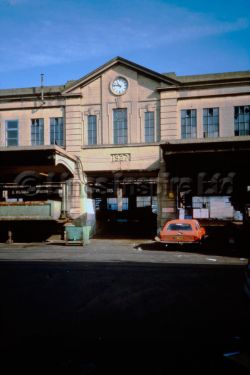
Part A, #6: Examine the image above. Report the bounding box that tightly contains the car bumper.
[154,236,201,245]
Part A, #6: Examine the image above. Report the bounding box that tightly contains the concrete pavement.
[0,238,248,265]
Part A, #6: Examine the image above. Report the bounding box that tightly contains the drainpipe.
[60,183,67,219]
[65,182,69,215]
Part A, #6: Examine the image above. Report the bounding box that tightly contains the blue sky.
[0,0,249,88]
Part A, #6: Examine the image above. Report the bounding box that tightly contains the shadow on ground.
[134,224,250,258]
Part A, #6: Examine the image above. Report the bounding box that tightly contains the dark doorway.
[87,173,158,238]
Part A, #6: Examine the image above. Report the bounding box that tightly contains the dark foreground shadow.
[0,261,249,374]
[134,239,250,258]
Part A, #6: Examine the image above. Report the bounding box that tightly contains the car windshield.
[167,223,192,231]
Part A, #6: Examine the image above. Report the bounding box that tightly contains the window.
[234,106,250,136]
[31,118,44,145]
[107,197,128,210]
[87,115,97,145]
[181,109,197,139]
[137,196,158,213]
[50,117,64,146]
[136,196,151,207]
[113,108,127,144]
[203,108,219,137]
[6,120,19,146]
[167,223,192,231]
[145,111,155,142]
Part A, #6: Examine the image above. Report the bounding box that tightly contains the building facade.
[0,57,250,241]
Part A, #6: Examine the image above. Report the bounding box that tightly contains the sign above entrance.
[111,153,131,162]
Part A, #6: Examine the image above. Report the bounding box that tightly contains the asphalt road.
[0,237,248,264]
[0,240,249,374]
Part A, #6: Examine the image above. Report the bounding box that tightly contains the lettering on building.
[111,153,131,162]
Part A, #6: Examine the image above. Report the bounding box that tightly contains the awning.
[0,145,76,181]
[161,136,250,156]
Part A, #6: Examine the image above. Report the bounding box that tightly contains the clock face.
[110,77,128,95]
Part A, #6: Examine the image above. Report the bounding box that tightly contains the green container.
[65,225,92,244]
[66,226,83,242]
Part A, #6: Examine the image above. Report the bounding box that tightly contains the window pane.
[7,122,18,129]
[7,138,18,146]
[213,108,219,116]
[107,198,118,210]
[136,196,151,207]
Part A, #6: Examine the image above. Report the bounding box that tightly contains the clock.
[110,76,128,95]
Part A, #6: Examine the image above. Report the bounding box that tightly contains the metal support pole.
[6,230,13,244]
[60,183,67,219]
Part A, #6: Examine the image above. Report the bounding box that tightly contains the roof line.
[62,56,180,94]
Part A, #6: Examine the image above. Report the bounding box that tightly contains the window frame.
[50,117,64,146]
[203,107,219,138]
[87,115,97,145]
[181,109,197,139]
[234,106,250,136]
[5,120,19,146]
[31,118,44,146]
[113,108,128,145]
[144,111,155,143]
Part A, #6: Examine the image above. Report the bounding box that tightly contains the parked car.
[155,219,206,245]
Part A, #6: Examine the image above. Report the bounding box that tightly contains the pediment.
[62,56,180,95]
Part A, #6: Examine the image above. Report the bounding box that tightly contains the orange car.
[155,219,206,245]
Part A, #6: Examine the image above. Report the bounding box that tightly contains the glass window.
[107,197,128,210]
[167,223,192,231]
[122,198,129,210]
[87,115,97,145]
[31,118,44,145]
[181,109,197,139]
[234,106,250,136]
[6,120,18,146]
[137,196,151,207]
[145,111,155,142]
[137,196,157,213]
[113,108,127,144]
[50,117,64,146]
[203,108,219,137]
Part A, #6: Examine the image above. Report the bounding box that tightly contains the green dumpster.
[65,225,83,243]
[65,224,92,245]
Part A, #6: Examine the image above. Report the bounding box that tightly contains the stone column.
[157,151,178,231]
